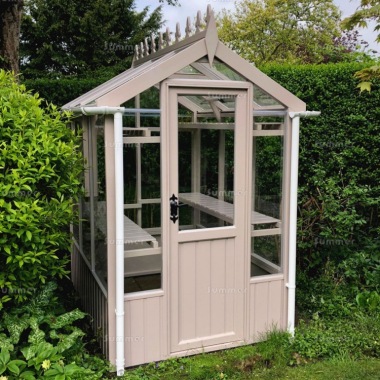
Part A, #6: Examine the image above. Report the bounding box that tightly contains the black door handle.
[170,194,179,223]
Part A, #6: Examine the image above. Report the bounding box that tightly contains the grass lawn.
[122,338,380,380]
[253,359,380,380]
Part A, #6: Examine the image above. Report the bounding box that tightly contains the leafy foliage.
[342,0,380,91]
[0,282,108,379]
[217,0,343,65]
[262,63,380,276]
[293,312,380,360]
[0,70,83,308]
[342,0,380,42]
[20,0,164,78]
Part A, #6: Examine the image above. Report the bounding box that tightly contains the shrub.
[0,282,109,379]
[0,70,83,308]
[293,312,380,360]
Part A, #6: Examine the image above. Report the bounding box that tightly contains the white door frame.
[161,79,253,355]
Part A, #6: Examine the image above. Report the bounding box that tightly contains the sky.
[134,0,379,54]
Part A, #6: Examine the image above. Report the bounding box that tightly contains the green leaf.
[0,363,6,375]
[357,81,372,92]
[0,349,10,365]
[26,230,32,241]
[21,346,37,361]
[7,359,25,375]
[20,371,37,380]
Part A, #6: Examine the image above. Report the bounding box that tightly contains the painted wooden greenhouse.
[63,6,319,375]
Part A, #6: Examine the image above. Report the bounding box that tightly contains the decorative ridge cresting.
[133,4,214,61]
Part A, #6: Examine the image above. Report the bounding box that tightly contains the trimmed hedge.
[262,63,380,272]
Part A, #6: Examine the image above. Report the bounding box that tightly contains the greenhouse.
[63,5,319,375]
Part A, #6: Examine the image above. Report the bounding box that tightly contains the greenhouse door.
[162,80,252,354]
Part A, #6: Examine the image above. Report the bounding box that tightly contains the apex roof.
[63,5,305,112]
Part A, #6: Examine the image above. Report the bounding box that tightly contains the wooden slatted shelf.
[179,192,280,225]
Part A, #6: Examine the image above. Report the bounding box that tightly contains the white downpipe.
[68,105,126,375]
[114,111,125,375]
[287,111,320,336]
[68,106,125,115]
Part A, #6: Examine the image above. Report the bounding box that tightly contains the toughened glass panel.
[212,58,246,81]
[95,128,107,285]
[253,85,284,108]
[251,135,284,277]
[94,198,107,283]
[178,65,202,74]
[121,85,160,123]
[184,95,213,111]
[123,112,162,293]
[177,94,236,230]
[81,197,91,263]
[254,136,283,219]
[251,235,281,276]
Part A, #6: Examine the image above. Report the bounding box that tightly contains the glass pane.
[177,94,236,230]
[123,112,162,293]
[95,128,107,285]
[251,135,284,277]
[212,58,246,81]
[81,197,91,263]
[184,95,213,111]
[177,65,202,75]
[253,85,284,108]
[251,235,281,276]
[254,136,283,219]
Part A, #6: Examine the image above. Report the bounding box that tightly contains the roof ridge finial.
[158,32,164,50]
[195,10,202,33]
[150,34,156,54]
[206,4,213,23]
[175,22,181,43]
[165,27,171,47]
[185,16,192,38]
[144,38,149,57]
[134,44,140,60]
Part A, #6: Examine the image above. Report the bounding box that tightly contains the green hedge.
[262,63,380,273]
[22,63,380,274]
[23,77,107,107]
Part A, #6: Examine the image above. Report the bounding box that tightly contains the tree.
[0,0,23,74]
[342,0,380,92]
[1,0,179,77]
[217,0,342,66]
[323,29,376,63]
[20,0,164,78]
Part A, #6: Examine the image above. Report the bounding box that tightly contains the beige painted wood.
[71,244,109,357]
[124,295,167,367]
[248,278,285,342]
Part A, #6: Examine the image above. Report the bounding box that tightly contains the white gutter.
[287,111,320,336]
[69,106,125,376]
